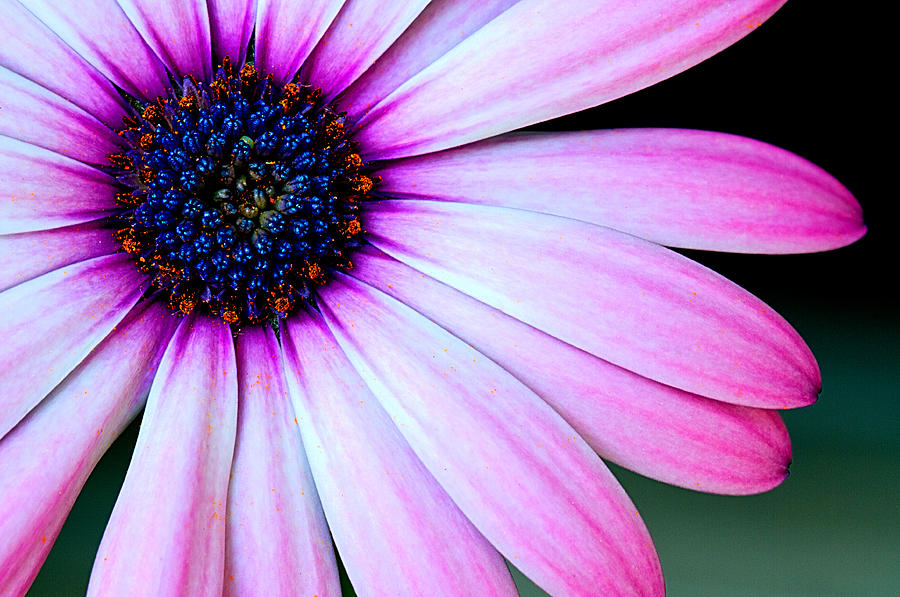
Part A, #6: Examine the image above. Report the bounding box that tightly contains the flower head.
[0,1,864,596]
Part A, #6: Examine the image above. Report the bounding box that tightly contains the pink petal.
[348,245,793,494]
[364,200,819,408]
[253,0,345,84]
[378,129,865,253]
[300,0,431,100]
[319,275,664,597]
[0,221,118,292]
[0,0,128,127]
[281,313,518,596]
[0,136,119,234]
[88,315,238,597]
[19,0,171,101]
[224,326,339,596]
[338,0,520,113]
[0,254,146,440]
[354,0,786,159]
[0,66,123,165]
[208,0,256,65]
[115,0,212,81]
[0,300,178,595]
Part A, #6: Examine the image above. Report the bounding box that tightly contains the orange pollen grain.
[116,192,139,206]
[279,83,302,112]
[122,236,141,253]
[273,297,290,312]
[179,298,196,314]
[139,133,155,150]
[138,167,155,185]
[142,104,163,122]
[178,94,197,111]
[109,153,133,170]
[240,63,259,87]
[210,78,227,99]
[351,175,373,193]
[343,219,361,237]
[325,121,344,139]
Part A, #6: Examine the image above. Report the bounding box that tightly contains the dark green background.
[28,3,896,595]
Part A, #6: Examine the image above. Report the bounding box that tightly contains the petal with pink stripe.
[0,220,118,292]
[300,0,431,101]
[208,0,257,65]
[364,200,819,408]
[348,245,793,494]
[19,0,171,100]
[253,0,346,84]
[0,67,122,166]
[354,0,787,159]
[282,313,517,596]
[377,129,865,254]
[0,0,128,127]
[115,0,213,81]
[0,300,179,595]
[319,275,664,597]
[0,254,146,440]
[0,135,119,234]
[88,315,238,597]
[224,326,339,597]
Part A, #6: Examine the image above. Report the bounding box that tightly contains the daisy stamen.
[108,58,370,326]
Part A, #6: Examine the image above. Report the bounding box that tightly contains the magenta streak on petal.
[0,254,146,440]
[338,0,520,116]
[224,326,339,597]
[364,200,820,409]
[207,0,256,64]
[0,300,178,595]
[254,0,346,84]
[19,0,171,101]
[0,135,120,234]
[0,220,118,292]
[318,275,664,597]
[0,0,129,127]
[348,245,792,495]
[281,313,517,595]
[377,129,866,254]
[115,0,212,81]
[207,0,257,65]
[88,315,237,597]
[354,0,787,159]
[0,67,123,166]
[300,0,431,101]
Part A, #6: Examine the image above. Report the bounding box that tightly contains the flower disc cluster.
[109,59,373,326]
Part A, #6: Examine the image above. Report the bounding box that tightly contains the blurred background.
[28,2,896,595]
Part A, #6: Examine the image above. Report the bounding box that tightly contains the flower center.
[108,58,373,326]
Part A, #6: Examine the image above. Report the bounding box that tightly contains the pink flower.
[0,1,864,596]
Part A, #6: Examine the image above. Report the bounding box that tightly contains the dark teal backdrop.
[28,2,896,595]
